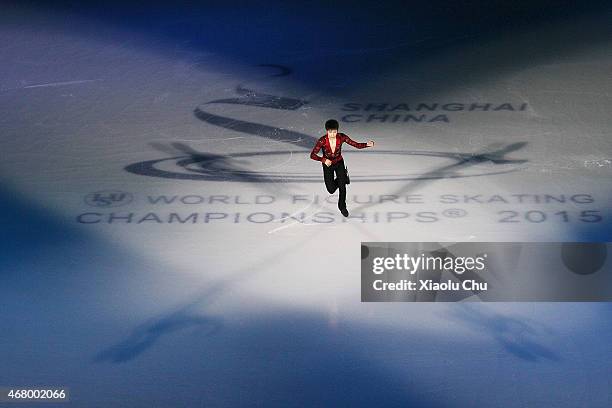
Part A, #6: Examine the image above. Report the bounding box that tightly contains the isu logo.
[85,191,133,208]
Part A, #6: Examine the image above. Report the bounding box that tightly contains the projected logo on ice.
[125,64,528,182]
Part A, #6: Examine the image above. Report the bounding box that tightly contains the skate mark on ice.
[23,79,102,89]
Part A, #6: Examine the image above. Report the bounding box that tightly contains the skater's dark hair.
[325,119,339,131]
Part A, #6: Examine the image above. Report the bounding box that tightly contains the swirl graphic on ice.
[125,65,528,182]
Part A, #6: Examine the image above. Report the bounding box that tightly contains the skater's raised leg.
[323,163,338,194]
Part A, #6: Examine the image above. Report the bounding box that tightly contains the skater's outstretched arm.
[343,133,375,148]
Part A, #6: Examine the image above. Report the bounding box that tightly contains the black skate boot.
[339,203,349,217]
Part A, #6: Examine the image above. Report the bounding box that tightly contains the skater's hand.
[367,140,375,147]
[324,159,332,166]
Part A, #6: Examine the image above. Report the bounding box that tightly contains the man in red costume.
[310,119,375,217]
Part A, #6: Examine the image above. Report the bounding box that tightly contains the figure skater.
[310,119,375,217]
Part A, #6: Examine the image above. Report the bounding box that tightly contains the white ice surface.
[1,4,611,407]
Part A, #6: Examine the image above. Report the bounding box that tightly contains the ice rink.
[1,1,611,406]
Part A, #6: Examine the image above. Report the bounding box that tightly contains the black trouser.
[322,159,348,210]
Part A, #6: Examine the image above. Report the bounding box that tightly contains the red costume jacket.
[310,133,368,165]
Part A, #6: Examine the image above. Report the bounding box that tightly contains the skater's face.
[326,129,338,138]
